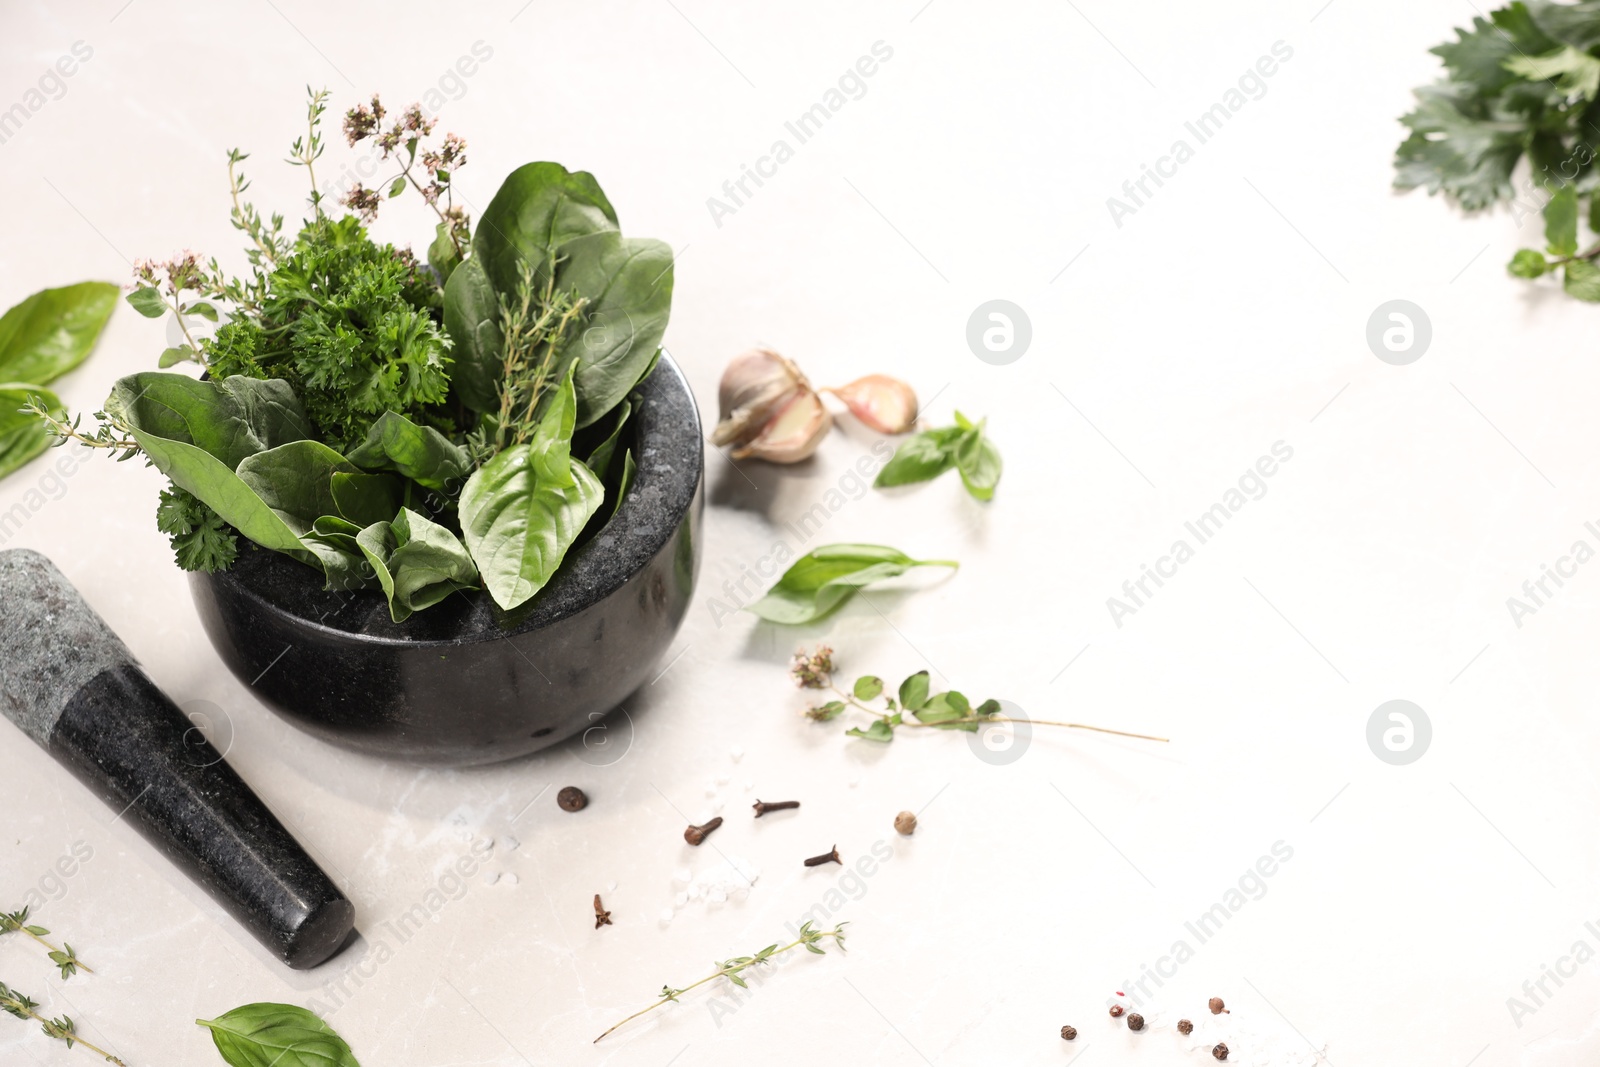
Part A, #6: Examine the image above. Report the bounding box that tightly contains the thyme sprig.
[792,646,1168,745]
[0,981,123,1064]
[0,907,92,978]
[594,921,847,1043]
[25,400,141,461]
[488,259,587,455]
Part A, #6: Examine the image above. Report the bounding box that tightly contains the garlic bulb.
[825,374,918,435]
[711,347,832,462]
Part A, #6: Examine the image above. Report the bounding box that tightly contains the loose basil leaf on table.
[196,1002,361,1067]
[357,507,479,623]
[743,544,959,624]
[0,281,118,385]
[873,411,1001,501]
[344,410,470,492]
[0,384,62,480]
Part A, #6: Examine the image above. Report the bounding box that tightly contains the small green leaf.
[874,430,957,488]
[853,675,883,700]
[898,671,930,711]
[1508,248,1548,278]
[24,925,48,937]
[126,286,167,319]
[0,281,119,384]
[846,719,895,742]
[1545,183,1580,256]
[727,974,748,989]
[159,345,195,368]
[197,1003,361,1067]
[975,698,1002,717]
[387,176,407,198]
[1565,259,1600,301]
[806,943,826,954]
[811,700,847,721]
[185,301,219,322]
[744,544,959,624]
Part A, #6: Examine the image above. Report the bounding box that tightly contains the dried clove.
[684,817,723,846]
[753,799,800,817]
[593,894,612,929]
[803,845,841,867]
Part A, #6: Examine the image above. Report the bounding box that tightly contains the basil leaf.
[956,437,1002,501]
[744,544,959,624]
[344,410,470,491]
[1565,259,1600,301]
[898,670,930,711]
[0,384,60,479]
[236,440,400,531]
[105,373,311,469]
[552,231,674,428]
[0,281,118,385]
[530,362,579,488]
[472,161,619,299]
[356,508,478,623]
[585,397,632,482]
[874,429,957,488]
[610,448,635,522]
[460,446,604,611]
[196,1002,361,1067]
[441,256,505,413]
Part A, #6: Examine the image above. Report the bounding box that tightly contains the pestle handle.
[0,549,354,969]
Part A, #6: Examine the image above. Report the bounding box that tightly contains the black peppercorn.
[557,786,588,812]
[1060,1025,1077,1041]
[1212,1042,1229,1061]
[1178,1018,1194,1035]
[1126,1013,1144,1031]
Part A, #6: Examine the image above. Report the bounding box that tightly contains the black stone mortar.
[190,354,703,766]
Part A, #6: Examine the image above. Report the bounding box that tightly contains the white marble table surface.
[2,1,1597,1064]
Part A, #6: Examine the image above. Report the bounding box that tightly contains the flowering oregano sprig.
[594,922,847,1043]
[791,646,1168,746]
[341,94,470,266]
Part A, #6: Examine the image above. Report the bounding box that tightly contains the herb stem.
[0,986,123,1065]
[825,685,1166,743]
[593,924,846,1043]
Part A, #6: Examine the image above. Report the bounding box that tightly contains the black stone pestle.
[0,549,354,969]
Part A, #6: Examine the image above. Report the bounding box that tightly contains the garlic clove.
[731,387,832,463]
[711,347,809,449]
[826,374,918,434]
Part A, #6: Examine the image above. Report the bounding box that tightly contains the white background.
[1,1,1597,1064]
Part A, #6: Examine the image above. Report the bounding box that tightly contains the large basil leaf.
[196,1002,361,1067]
[744,544,959,624]
[236,440,400,531]
[105,373,310,469]
[356,507,479,622]
[441,256,504,413]
[553,231,673,427]
[472,161,619,297]
[0,281,118,385]
[0,384,61,479]
[344,410,470,491]
[460,447,603,611]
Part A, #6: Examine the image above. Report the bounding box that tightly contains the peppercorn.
[1177,1018,1194,1035]
[557,786,588,812]
[894,810,917,835]
[1060,1025,1077,1040]
[1209,996,1227,1015]
[1109,1004,1125,1018]
[1126,1013,1144,1031]
[1212,1042,1229,1061]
